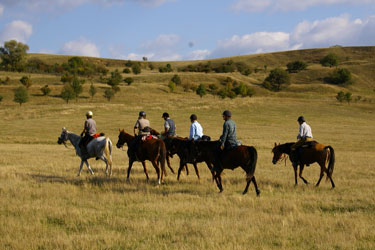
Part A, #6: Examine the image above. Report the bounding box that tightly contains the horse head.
[272,142,283,164]
[57,127,69,146]
[116,129,133,148]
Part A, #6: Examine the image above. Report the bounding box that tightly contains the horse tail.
[324,146,335,179]
[246,146,258,182]
[104,137,112,171]
[159,141,167,177]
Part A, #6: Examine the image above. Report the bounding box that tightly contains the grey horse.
[57,127,113,176]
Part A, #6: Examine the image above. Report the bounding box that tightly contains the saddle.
[93,132,105,139]
[141,135,158,141]
[301,140,318,149]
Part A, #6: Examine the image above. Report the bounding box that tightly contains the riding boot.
[291,149,299,165]
[80,145,89,160]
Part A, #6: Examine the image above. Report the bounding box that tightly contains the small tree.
[263,68,290,91]
[0,95,3,102]
[61,74,73,84]
[89,83,97,100]
[217,89,227,99]
[168,81,176,92]
[124,77,134,85]
[233,82,248,97]
[107,69,122,92]
[104,88,115,102]
[171,74,181,85]
[132,63,141,75]
[142,57,148,61]
[123,68,131,74]
[328,68,352,85]
[71,76,85,101]
[286,61,307,73]
[336,91,345,102]
[40,85,51,96]
[61,84,75,103]
[344,92,352,104]
[20,76,32,89]
[196,84,207,98]
[320,53,339,67]
[13,86,28,106]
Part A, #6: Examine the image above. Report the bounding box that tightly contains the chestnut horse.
[192,141,260,195]
[116,129,167,184]
[272,142,335,188]
[165,137,213,180]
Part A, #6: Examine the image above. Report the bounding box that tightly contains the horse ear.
[274,142,277,147]
[119,128,121,132]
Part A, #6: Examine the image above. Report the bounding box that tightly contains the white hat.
[86,111,93,116]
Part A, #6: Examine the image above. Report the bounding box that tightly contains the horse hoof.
[256,190,261,196]
[219,190,223,193]
[242,191,247,195]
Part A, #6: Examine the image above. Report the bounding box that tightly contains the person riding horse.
[129,111,151,159]
[291,116,313,165]
[79,111,96,160]
[211,110,241,173]
[189,114,203,141]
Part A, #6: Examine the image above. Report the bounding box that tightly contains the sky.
[0,0,374,61]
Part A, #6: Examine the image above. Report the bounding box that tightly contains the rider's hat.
[297,116,306,122]
[86,111,93,117]
[222,110,232,117]
[162,112,169,118]
[190,114,197,121]
[139,111,146,117]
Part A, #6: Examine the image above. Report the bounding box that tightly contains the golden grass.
[0,47,374,249]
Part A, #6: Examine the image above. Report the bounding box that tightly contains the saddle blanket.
[141,135,158,141]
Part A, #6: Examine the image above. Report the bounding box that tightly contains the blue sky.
[0,0,374,61]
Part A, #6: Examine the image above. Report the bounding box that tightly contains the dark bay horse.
[192,141,260,195]
[116,129,167,184]
[166,137,213,180]
[272,142,335,188]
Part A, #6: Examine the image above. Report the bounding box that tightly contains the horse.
[192,141,260,195]
[57,128,113,176]
[271,142,335,188]
[116,129,167,184]
[165,137,213,180]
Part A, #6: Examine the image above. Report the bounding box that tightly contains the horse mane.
[276,142,295,154]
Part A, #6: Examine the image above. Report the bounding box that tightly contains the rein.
[280,154,288,166]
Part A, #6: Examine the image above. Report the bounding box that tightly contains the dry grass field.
[0,47,374,249]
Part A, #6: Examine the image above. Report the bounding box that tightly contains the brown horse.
[272,142,335,188]
[116,129,167,184]
[192,141,260,195]
[165,137,213,180]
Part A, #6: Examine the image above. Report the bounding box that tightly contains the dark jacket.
[219,119,239,148]
[166,119,176,136]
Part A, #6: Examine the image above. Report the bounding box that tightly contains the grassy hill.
[0,47,374,249]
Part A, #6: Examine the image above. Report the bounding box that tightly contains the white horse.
[57,127,113,176]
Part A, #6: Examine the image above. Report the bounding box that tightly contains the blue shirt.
[189,121,203,141]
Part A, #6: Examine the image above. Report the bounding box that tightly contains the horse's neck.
[68,132,81,148]
[123,133,134,145]
[282,143,294,155]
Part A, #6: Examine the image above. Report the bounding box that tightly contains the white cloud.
[210,32,291,58]
[60,37,100,57]
[0,4,4,16]
[138,34,182,61]
[0,20,33,43]
[232,0,375,12]
[209,15,375,58]
[186,49,211,60]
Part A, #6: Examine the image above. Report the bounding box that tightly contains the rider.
[212,110,240,173]
[79,111,97,160]
[162,112,176,138]
[219,110,240,150]
[188,114,203,141]
[134,111,151,136]
[291,116,313,164]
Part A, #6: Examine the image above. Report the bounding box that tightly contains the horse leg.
[85,161,94,175]
[214,169,224,193]
[177,160,185,181]
[252,176,261,196]
[141,161,149,181]
[78,161,84,176]
[299,164,309,184]
[185,164,189,175]
[193,163,200,180]
[101,156,109,176]
[151,160,161,185]
[293,163,298,186]
[127,158,135,182]
[206,161,215,182]
[166,155,175,174]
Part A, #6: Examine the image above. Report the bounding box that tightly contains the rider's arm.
[220,122,229,146]
[164,120,170,135]
[189,124,195,140]
[297,124,304,140]
[81,121,87,136]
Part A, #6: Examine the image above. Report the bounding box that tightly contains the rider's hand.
[80,132,84,137]
[220,145,224,150]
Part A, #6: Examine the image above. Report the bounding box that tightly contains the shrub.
[263,68,290,91]
[20,76,32,89]
[246,87,255,97]
[168,81,176,92]
[0,95,3,102]
[107,69,122,90]
[71,76,85,100]
[320,53,339,67]
[233,82,248,97]
[13,86,28,106]
[89,84,97,99]
[344,92,352,104]
[123,68,131,74]
[196,84,207,98]
[159,64,173,73]
[287,61,307,73]
[125,60,133,67]
[171,74,181,85]
[148,63,155,70]
[328,68,352,85]
[40,85,51,96]
[61,74,73,84]
[217,89,227,99]
[241,68,252,76]
[132,63,141,75]
[0,40,29,71]
[124,77,134,85]
[104,88,115,102]
[336,91,345,102]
